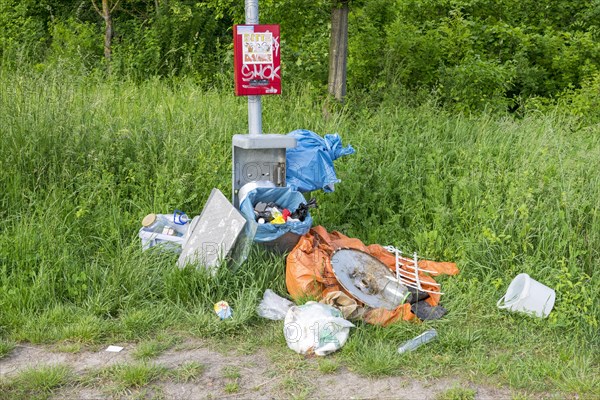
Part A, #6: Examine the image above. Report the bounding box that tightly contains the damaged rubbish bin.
[240,186,313,253]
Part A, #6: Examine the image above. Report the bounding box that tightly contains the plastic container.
[138,228,185,253]
[139,211,190,253]
[497,273,555,318]
[141,212,188,237]
[397,329,438,354]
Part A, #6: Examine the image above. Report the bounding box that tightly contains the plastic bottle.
[142,213,186,237]
[397,329,438,354]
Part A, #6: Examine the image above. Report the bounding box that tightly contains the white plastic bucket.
[497,273,555,318]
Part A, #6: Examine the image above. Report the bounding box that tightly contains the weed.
[224,381,239,393]
[222,365,241,380]
[133,334,180,360]
[0,340,15,359]
[436,386,476,400]
[0,364,73,400]
[317,358,339,374]
[170,361,205,383]
[89,362,167,394]
[53,342,82,354]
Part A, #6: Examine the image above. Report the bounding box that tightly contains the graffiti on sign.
[234,24,281,96]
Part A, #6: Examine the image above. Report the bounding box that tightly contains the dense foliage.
[1,0,599,114]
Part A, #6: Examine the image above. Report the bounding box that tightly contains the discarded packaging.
[411,301,447,320]
[177,189,247,272]
[319,291,365,320]
[105,345,124,353]
[257,289,294,320]
[285,129,355,193]
[214,301,232,319]
[253,199,316,225]
[497,273,555,318]
[397,329,438,354]
[139,210,190,253]
[284,302,354,356]
[286,226,459,326]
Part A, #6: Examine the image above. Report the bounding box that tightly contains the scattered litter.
[257,289,294,320]
[384,246,444,295]
[397,329,438,354]
[177,188,247,272]
[407,286,430,304]
[286,226,459,326]
[319,291,365,320]
[497,273,555,318]
[252,198,316,224]
[105,345,124,353]
[285,129,355,193]
[214,301,233,319]
[138,210,190,253]
[284,302,354,356]
[411,301,447,320]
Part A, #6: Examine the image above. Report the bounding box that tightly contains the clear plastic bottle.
[397,329,438,354]
[142,213,186,237]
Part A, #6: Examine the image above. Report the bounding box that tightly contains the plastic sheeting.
[239,187,313,243]
[284,302,354,356]
[286,129,355,193]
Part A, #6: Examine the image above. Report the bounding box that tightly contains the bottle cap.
[142,214,157,227]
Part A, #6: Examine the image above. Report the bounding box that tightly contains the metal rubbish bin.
[239,186,312,253]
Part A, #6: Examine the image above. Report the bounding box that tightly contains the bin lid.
[232,134,297,149]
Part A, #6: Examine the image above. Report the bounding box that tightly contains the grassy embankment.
[0,69,598,398]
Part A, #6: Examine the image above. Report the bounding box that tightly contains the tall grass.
[0,69,598,395]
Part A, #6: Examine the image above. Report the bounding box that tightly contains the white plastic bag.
[257,289,294,320]
[283,302,355,356]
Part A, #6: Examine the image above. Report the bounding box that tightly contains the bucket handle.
[497,274,531,310]
[497,295,510,309]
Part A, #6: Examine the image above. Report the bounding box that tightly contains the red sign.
[233,24,281,96]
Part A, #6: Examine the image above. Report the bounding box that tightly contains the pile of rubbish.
[136,129,556,357]
[253,198,317,224]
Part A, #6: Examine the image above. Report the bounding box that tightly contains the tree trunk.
[328,1,349,102]
[102,0,113,61]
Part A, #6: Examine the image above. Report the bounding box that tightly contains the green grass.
[0,364,73,400]
[169,361,205,383]
[0,339,15,359]
[0,69,598,398]
[436,386,476,400]
[224,381,239,393]
[317,358,339,374]
[133,334,180,360]
[222,365,241,380]
[87,362,168,394]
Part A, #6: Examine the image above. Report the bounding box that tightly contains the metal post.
[245,0,262,134]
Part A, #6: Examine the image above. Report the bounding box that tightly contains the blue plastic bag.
[239,187,313,243]
[286,129,355,193]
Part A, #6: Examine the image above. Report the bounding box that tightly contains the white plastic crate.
[138,227,186,253]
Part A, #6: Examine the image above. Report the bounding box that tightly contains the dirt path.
[0,340,513,399]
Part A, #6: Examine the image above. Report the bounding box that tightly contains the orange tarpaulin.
[286,226,459,326]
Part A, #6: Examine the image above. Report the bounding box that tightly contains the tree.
[328,0,349,102]
[91,0,121,61]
